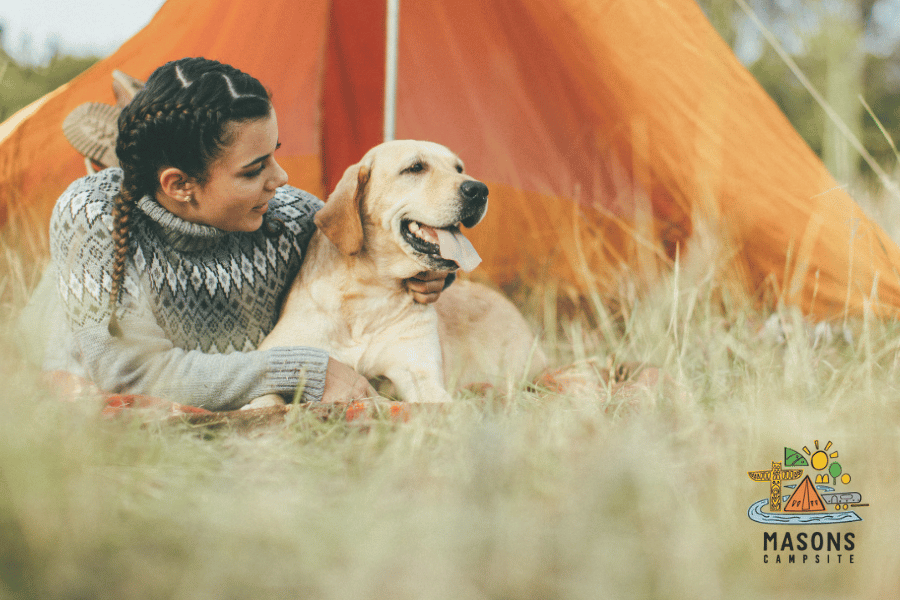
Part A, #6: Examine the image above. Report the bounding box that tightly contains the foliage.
[0,49,99,123]
[696,0,900,186]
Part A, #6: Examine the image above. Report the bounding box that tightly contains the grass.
[2,6,899,594]
[3,196,900,599]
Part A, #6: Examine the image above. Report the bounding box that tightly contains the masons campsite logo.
[747,440,869,525]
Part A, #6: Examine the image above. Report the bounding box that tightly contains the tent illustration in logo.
[783,476,826,512]
[747,441,868,525]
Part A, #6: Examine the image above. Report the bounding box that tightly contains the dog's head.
[314,140,488,278]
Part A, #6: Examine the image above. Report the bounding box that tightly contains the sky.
[0,0,166,65]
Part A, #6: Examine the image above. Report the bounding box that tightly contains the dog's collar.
[136,195,227,251]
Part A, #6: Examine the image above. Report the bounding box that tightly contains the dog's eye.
[403,161,426,175]
[455,164,464,174]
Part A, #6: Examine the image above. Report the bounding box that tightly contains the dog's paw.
[242,394,286,410]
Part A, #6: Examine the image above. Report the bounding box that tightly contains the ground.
[2,195,900,599]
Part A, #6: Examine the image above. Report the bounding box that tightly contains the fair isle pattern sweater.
[47,168,329,410]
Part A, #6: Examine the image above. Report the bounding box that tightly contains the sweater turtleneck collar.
[136,195,229,252]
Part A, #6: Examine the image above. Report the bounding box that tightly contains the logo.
[747,440,868,524]
[747,440,867,564]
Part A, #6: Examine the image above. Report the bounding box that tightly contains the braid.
[105,57,272,336]
[107,189,134,336]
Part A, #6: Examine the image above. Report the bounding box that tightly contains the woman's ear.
[158,167,196,204]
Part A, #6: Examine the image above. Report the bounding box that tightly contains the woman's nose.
[267,159,289,190]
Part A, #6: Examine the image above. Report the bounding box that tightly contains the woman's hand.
[405,271,451,304]
[321,357,378,403]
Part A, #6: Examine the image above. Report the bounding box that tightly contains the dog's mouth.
[401,220,482,272]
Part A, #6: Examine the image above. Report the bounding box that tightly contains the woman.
[37,57,448,410]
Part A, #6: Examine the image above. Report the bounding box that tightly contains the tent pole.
[384,0,399,142]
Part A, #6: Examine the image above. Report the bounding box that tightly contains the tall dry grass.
[2,184,900,599]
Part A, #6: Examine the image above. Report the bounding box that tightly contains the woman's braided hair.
[107,57,272,336]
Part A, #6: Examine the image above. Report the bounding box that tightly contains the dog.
[250,140,546,406]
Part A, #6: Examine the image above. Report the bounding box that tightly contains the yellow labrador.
[251,140,545,405]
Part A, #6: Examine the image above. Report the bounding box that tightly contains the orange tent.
[2,0,898,319]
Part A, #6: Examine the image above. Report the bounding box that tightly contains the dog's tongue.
[435,227,482,272]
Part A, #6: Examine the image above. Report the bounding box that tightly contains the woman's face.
[189,108,288,232]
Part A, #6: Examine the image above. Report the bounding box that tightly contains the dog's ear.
[314,162,371,256]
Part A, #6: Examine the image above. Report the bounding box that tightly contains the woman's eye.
[245,165,265,178]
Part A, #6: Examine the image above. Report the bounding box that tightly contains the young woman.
[37,57,448,410]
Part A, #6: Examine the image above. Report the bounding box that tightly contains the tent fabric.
[2,0,899,320]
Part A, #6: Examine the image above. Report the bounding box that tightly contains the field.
[2,188,900,599]
[3,0,900,595]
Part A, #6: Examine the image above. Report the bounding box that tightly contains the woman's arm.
[72,315,329,410]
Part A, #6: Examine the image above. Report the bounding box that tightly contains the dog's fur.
[252,140,545,405]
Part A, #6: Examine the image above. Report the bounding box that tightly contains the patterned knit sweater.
[43,168,329,410]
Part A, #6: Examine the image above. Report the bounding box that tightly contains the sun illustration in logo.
[748,439,868,524]
[785,440,851,487]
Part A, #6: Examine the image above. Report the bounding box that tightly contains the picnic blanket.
[43,370,414,428]
[42,361,654,430]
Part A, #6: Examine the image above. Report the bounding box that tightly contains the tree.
[694,0,899,187]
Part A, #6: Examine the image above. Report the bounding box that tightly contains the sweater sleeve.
[72,317,328,410]
[48,170,329,410]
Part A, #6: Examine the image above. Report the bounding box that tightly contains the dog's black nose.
[459,180,489,228]
[460,180,488,203]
